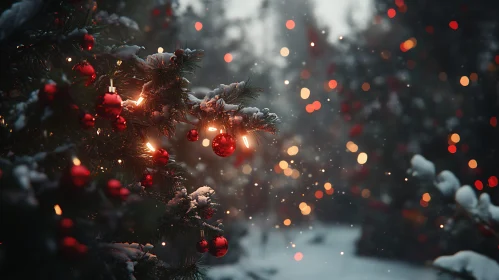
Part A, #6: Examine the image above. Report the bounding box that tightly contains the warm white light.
[161,242,166,246]
[116,60,122,66]
[66,57,72,62]
[242,136,249,148]
[208,127,217,132]
[54,204,62,215]
[157,47,164,53]
[146,142,155,152]
[72,157,81,166]
[136,97,144,105]
[284,80,290,85]
[202,139,210,147]
[310,42,315,46]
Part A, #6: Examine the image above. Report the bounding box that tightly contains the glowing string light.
[54,204,62,215]
[136,97,144,105]
[242,136,250,148]
[208,127,217,132]
[72,157,81,166]
[146,142,155,152]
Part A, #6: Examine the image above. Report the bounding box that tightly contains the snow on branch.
[407,154,435,179]
[433,251,499,280]
[100,243,157,280]
[188,82,279,133]
[0,0,42,41]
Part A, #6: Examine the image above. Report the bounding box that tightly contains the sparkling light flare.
[54,204,62,215]
[242,136,250,148]
[146,142,155,152]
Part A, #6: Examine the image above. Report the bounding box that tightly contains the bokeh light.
[315,190,324,199]
[224,53,233,63]
[346,141,359,152]
[460,76,469,86]
[449,21,459,30]
[202,139,210,147]
[280,47,290,57]
[195,21,203,31]
[422,193,431,202]
[287,146,299,156]
[468,159,478,169]
[300,88,310,99]
[294,252,303,261]
[450,133,460,143]
[328,80,338,89]
[387,8,396,18]
[357,152,368,164]
[475,180,484,190]
[324,182,332,190]
[286,20,295,30]
[283,219,291,226]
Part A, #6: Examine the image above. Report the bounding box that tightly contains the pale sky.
[178,0,373,55]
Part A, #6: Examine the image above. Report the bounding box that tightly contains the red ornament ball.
[478,224,494,237]
[174,49,184,57]
[212,133,236,157]
[120,188,130,200]
[112,116,127,131]
[187,129,199,142]
[39,82,58,103]
[80,113,95,129]
[141,174,153,188]
[96,92,122,119]
[152,148,170,165]
[81,33,95,51]
[107,179,122,196]
[209,236,229,258]
[73,61,96,86]
[70,165,91,187]
[196,239,209,253]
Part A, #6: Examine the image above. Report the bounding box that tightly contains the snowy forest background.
[2,0,499,279]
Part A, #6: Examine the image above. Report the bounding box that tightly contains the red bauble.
[349,124,363,138]
[120,188,130,200]
[96,92,122,119]
[80,113,95,129]
[200,207,215,219]
[174,49,184,57]
[187,129,199,142]
[81,34,95,51]
[196,239,209,253]
[152,148,169,165]
[212,133,236,157]
[70,165,91,187]
[141,174,153,188]
[107,179,122,196]
[39,82,58,103]
[209,236,229,258]
[73,61,96,86]
[112,116,127,131]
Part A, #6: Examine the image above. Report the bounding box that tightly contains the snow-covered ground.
[207,224,438,280]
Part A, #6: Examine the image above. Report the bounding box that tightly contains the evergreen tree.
[0,1,279,279]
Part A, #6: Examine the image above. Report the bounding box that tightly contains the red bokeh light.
[449,21,459,30]
[474,180,484,190]
[387,8,396,18]
[488,176,498,187]
[448,145,457,154]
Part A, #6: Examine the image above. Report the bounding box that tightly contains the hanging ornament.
[152,148,170,165]
[107,179,122,196]
[141,174,153,188]
[174,49,184,57]
[208,236,229,258]
[73,61,96,86]
[112,116,127,131]
[80,33,95,51]
[187,129,199,142]
[196,230,209,253]
[60,236,88,257]
[80,113,95,129]
[200,206,214,219]
[69,165,91,187]
[39,82,58,104]
[212,133,236,157]
[120,188,130,200]
[96,79,122,119]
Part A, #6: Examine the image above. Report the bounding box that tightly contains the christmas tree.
[0,1,279,279]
